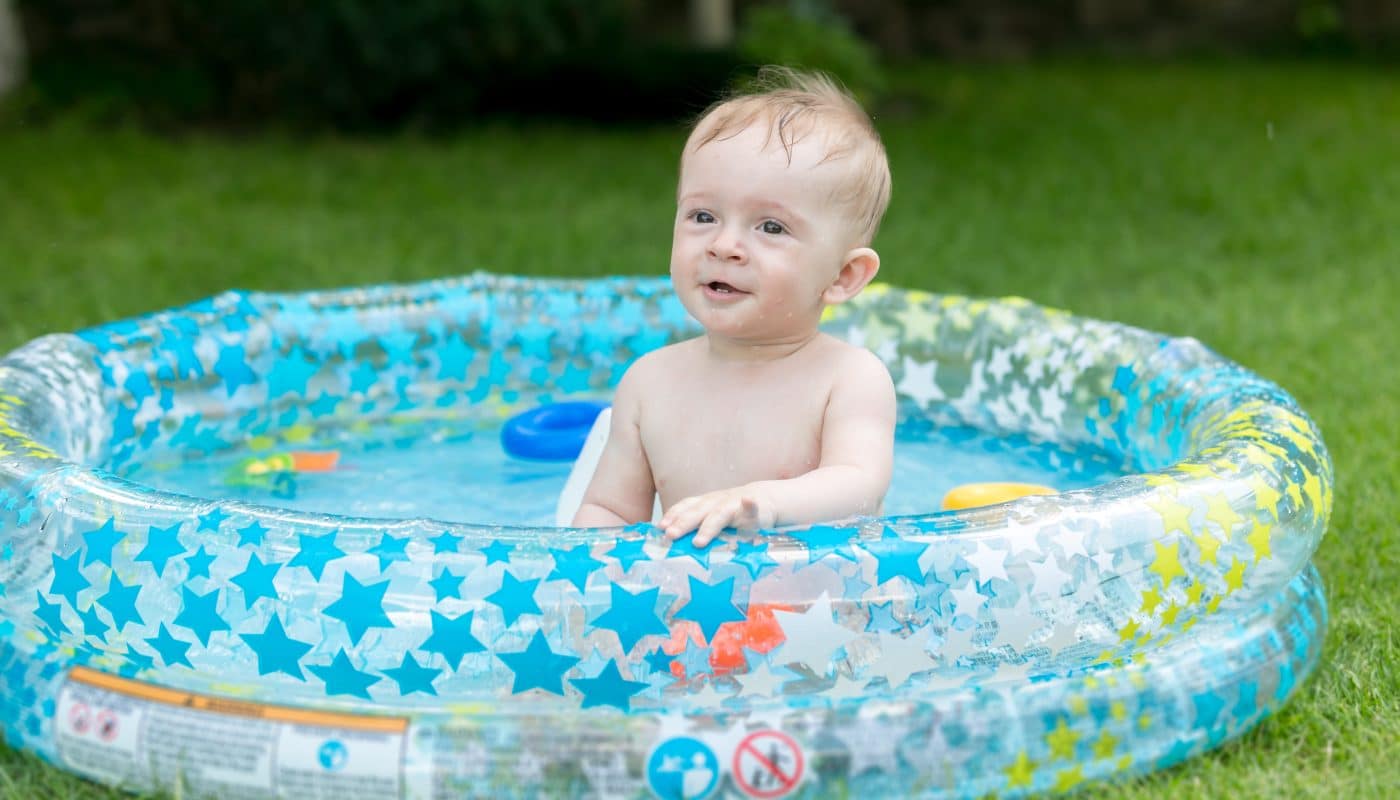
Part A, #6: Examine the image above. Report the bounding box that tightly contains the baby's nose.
[707,230,745,262]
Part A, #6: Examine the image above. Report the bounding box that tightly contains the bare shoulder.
[818,335,894,388]
[613,340,694,407]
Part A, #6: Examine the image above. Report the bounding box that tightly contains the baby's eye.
[690,210,716,224]
[760,220,786,235]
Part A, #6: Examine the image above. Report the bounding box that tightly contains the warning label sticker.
[56,666,409,799]
[732,730,805,799]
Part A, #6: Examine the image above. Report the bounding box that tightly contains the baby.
[572,68,896,545]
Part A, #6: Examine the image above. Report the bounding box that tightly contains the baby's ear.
[822,247,881,306]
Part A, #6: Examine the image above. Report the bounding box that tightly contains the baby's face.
[671,124,856,343]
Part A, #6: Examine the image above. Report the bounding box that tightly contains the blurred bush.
[13,0,746,128]
[736,2,885,106]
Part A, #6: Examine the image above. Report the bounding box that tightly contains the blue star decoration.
[288,530,346,581]
[787,524,859,565]
[214,344,258,396]
[730,540,778,580]
[481,539,514,565]
[78,604,109,640]
[184,545,216,580]
[381,652,442,696]
[309,649,381,699]
[644,647,675,673]
[33,592,69,635]
[861,527,930,587]
[591,584,669,653]
[547,544,604,593]
[323,573,392,645]
[197,507,229,532]
[664,535,716,568]
[97,574,144,632]
[369,532,410,572]
[430,530,463,554]
[145,623,193,668]
[429,568,465,602]
[674,575,747,643]
[487,571,542,626]
[237,520,270,547]
[570,659,648,711]
[419,610,486,670]
[173,587,231,646]
[605,538,649,572]
[48,551,91,607]
[81,517,126,568]
[135,523,186,577]
[232,553,282,609]
[497,631,581,695]
[240,614,313,680]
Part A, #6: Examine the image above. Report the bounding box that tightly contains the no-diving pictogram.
[732,730,804,799]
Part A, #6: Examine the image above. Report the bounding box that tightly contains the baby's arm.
[571,361,658,527]
[660,349,895,544]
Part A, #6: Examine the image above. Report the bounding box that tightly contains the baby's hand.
[660,485,776,547]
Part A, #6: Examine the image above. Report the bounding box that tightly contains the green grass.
[1,61,1397,797]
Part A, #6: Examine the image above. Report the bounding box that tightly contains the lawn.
[0,60,1396,798]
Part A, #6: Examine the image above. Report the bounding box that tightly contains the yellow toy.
[941,482,1056,511]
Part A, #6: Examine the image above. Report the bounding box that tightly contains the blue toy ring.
[501,401,610,461]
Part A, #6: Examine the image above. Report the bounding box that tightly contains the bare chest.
[640,365,830,506]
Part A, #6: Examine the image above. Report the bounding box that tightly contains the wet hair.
[683,66,892,246]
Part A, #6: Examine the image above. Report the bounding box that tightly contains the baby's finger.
[693,508,734,547]
[663,498,710,539]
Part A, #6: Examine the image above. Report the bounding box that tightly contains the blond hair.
[683,66,891,246]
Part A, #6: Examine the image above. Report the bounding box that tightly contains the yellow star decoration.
[1285,481,1304,511]
[894,303,939,344]
[1146,493,1193,536]
[1118,618,1140,642]
[1185,582,1206,605]
[1303,472,1328,518]
[1110,700,1127,722]
[1003,751,1036,789]
[1053,766,1085,792]
[1224,557,1248,593]
[1142,472,1177,488]
[1245,522,1273,563]
[1247,475,1283,518]
[1206,594,1224,613]
[1149,540,1188,586]
[1240,443,1278,470]
[1116,755,1133,772]
[1161,601,1183,625]
[1068,694,1089,716]
[1138,712,1152,730]
[1092,730,1119,760]
[1204,492,1241,533]
[1175,461,1220,479]
[1046,719,1080,760]
[1139,587,1163,614]
[1190,529,1223,566]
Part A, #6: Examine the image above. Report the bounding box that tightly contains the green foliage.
[736,2,885,105]
[14,0,741,128]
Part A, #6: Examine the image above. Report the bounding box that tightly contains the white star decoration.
[964,540,1009,583]
[897,357,944,408]
[771,593,858,675]
[734,661,787,698]
[948,579,989,616]
[1028,555,1072,597]
[988,347,1014,382]
[989,600,1045,651]
[869,630,937,688]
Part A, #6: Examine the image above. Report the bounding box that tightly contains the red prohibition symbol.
[732,730,805,799]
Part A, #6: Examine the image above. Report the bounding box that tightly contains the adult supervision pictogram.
[733,730,804,798]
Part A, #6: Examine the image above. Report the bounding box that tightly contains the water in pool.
[114,410,1125,525]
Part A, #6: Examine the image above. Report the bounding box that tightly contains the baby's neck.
[702,329,822,364]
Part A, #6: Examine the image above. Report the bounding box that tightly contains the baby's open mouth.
[706,281,745,294]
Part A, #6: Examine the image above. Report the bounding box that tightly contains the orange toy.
[663,603,792,678]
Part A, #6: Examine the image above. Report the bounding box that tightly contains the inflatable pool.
[0,274,1330,798]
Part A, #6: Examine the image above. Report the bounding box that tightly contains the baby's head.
[672,67,891,342]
